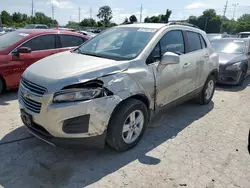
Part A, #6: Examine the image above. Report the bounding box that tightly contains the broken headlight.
[53,88,103,103]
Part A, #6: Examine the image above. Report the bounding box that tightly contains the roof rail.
[167,22,199,29]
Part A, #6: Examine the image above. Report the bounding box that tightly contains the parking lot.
[0,78,249,188]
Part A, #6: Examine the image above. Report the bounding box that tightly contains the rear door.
[58,34,87,52]
[179,31,206,96]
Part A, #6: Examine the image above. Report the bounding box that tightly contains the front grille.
[20,93,42,113]
[21,78,47,96]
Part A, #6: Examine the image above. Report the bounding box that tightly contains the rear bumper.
[218,69,242,85]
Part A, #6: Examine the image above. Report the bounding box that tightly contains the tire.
[237,66,247,86]
[197,75,215,105]
[106,98,148,151]
[0,78,3,95]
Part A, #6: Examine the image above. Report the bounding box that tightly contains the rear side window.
[60,35,85,47]
[160,30,185,55]
[199,34,207,48]
[22,35,56,51]
[186,31,202,52]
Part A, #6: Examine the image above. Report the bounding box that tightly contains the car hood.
[218,53,246,65]
[23,51,130,91]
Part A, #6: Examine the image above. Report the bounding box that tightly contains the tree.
[1,11,12,25]
[97,6,112,27]
[80,18,97,27]
[238,14,250,23]
[12,12,22,23]
[163,9,172,23]
[129,15,137,23]
[122,17,129,24]
[66,21,79,28]
[144,17,151,23]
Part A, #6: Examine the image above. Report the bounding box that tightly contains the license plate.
[21,110,33,127]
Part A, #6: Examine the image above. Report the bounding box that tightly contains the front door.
[8,34,59,87]
[148,30,186,108]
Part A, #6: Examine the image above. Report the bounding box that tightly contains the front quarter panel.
[100,61,155,110]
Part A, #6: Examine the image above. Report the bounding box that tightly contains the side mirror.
[157,52,180,71]
[16,47,31,54]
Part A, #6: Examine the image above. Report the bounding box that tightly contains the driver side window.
[160,30,185,55]
[21,35,56,51]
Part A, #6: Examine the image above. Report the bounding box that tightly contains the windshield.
[207,34,222,40]
[211,40,245,54]
[77,27,157,60]
[238,33,250,38]
[0,31,29,50]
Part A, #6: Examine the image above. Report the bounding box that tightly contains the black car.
[211,38,250,85]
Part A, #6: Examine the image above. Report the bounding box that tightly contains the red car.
[0,29,89,94]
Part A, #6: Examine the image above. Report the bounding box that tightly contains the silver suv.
[19,23,219,151]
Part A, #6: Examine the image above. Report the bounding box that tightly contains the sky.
[1,0,250,25]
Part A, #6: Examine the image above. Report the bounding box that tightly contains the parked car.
[0,29,89,93]
[211,38,250,85]
[19,23,219,151]
[0,27,5,36]
[237,32,250,38]
[207,33,231,41]
[78,30,97,38]
[24,24,49,29]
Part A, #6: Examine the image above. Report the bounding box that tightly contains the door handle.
[183,63,190,68]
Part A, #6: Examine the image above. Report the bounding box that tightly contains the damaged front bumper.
[19,86,122,148]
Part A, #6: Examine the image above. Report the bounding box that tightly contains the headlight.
[53,88,103,103]
[225,62,242,71]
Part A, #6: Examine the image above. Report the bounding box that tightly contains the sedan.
[0,29,89,94]
[211,38,250,85]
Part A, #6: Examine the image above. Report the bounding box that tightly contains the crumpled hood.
[218,53,246,65]
[23,51,130,91]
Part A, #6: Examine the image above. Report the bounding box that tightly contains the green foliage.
[122,17,129,24]
[97,6,113,27]
[144,9,172,23]
[1,10,58,28]
[129,15,137,23]
[66,21,79,28]
[188,9,250,34]
[80,18,97,27]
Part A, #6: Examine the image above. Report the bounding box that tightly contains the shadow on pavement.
[216,76,250,92]
[0,101,214,188]
[0,89,18,106]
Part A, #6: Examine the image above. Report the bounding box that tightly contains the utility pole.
[90,7,92,19]
[204,17,208,32]
[232,3,239,20]
[52,5,55,19]
[220,0,228,32]
[78,7,81,23]
[223,0,228,18]
[31,0,34,16]
[140,4,143,22]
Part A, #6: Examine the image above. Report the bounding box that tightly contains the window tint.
[35,26,48,29]
[60,35,84,47]
[160,30,185,55]
[199,35,207,48]
[186,32,202,52]
[22,35,56,51]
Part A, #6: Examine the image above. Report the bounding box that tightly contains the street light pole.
[232,3,239,20]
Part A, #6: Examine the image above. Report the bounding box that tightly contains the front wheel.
[197,75,215,105]
[237,66,247,86]
[0,79,4,95]
[106,99,148,151]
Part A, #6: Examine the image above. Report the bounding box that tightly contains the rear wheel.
[197,75,215,105]
[106,99,148,151]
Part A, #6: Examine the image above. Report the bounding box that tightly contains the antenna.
[140,4,143,22]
